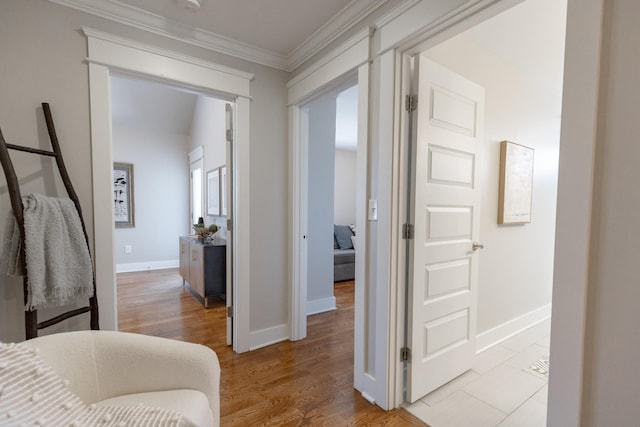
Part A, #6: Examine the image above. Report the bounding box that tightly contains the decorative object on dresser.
[180,236,226,307]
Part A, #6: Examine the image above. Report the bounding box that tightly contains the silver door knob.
[472,242,484,251]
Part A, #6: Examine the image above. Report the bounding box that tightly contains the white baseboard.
[250,323,289,351]
[476,304,552,354]
[306,296,337,315]
[115,260,179,273]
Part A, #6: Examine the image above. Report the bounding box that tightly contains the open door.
[225,103,234,347]
[406,56,485,402]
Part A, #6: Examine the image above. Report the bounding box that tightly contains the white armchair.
[22,330,220,426]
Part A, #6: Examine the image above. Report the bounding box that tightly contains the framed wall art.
[498,141,534,224]
[113,162,135,227]
[207,168,220,216]
[220,165,227,216]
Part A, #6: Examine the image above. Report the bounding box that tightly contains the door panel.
[407,56,484,402]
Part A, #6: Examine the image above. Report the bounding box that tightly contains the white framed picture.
[498,141,534,224]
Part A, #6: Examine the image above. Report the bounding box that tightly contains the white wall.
[0,0,290,343]
[189,95,228,238]
[334,149,357,226]
[113,125,190,271]
[306,94,337,314]
[424,29,562,336]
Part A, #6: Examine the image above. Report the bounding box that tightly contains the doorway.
[109,73,235,344]
[398,0,566,422]
[84,28,252,352]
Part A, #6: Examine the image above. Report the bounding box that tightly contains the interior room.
[1,0,638,426]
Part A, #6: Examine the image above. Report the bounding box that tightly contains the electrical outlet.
[124,245,132,254]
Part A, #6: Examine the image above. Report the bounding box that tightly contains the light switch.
[368,199,378,221]
[124,245,132,254]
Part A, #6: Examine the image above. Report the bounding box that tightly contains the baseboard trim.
[115,260,179,273]
[306,296,337,315]
[250,324,289,351]
[476,304,552,354]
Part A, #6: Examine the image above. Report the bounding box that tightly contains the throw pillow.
[334,224,354,250]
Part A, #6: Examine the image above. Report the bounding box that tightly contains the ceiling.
[109,0,566,146]
[49,0,389,71]
[111,74,198,135]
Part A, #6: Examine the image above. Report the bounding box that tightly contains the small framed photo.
[113,162,135,228]
[220,165,227,216]
[207,168,220,216]
[498,141,534,224]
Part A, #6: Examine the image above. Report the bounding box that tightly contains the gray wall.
[334,149,357,226]
[0,0,289,341]
[306,94,337,308]
[189,95,228,238]
[113,125,190,270]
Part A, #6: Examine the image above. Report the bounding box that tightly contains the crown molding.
[50,0,289,70]
[82,27,255,82]
[287,0,388,71]
[49,0,389,72]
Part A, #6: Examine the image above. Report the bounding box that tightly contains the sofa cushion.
[334,224,354,249]
[97,389,213,427]
[334,249,355,265]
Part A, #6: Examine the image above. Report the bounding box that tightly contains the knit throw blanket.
[1,194,93,310]
[0,342,195,426]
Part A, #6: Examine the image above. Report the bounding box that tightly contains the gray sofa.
[334,224,355,282]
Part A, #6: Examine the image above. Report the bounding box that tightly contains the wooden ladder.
[0,102,99,339]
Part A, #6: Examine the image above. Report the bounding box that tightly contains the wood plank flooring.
[117,269,427,426]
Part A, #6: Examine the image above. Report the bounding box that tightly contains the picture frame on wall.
[113,162,135,228]
[220,165,227,216]
[498,140,534,224]
[207,168,220,216]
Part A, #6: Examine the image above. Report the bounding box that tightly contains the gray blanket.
[1,194,93,310]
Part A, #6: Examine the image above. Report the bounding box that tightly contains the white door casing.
[85,28,252,352]
[225,103,234,346]
[407,56,484,402]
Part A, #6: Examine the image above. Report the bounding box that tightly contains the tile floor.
[405,319,551,427]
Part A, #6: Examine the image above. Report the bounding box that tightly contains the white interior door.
[407,55,485,402]
[225,103,234,346]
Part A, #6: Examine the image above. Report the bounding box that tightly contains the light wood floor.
[117,269,426,426]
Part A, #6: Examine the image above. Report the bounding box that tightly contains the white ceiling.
[108,0,566,141]
[111,74,198,135]
[459,0,567,96]
[49,0,389,71]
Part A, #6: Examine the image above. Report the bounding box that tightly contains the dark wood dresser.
[179,236,226,307]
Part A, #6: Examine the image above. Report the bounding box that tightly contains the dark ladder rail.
[0,102,99,339]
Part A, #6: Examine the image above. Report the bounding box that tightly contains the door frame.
[376,0,603,423]
[288,28,374,399]
[84,27,253,353]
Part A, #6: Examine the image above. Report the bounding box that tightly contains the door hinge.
[405,94,417,112]
[401,346,411,362]
[226,129,233,142]
[227,306,234,317]
[403,224,414,240]
[227,218,232,231]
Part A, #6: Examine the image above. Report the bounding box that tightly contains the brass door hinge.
[401,346,411,362]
